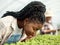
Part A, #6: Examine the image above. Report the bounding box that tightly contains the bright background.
[0,0,60,29]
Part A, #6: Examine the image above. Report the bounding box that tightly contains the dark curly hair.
[2,1,46,24]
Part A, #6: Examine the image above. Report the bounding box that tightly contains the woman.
[41,10,56,35]
[0,1,46,45]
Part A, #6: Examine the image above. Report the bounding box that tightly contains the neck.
[17,19,24,28]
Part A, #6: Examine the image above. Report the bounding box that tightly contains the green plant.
[4,35,60,45]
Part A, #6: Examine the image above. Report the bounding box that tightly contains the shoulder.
[0,16,16,26]
[1,16,15,19]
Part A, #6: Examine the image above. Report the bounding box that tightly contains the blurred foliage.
[4,35,60,45]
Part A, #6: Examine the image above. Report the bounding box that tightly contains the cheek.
[38,24,43,29]
[33,24,43,30]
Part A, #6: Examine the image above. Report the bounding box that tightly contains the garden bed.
[4,35,60,45]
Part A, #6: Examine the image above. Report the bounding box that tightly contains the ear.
[24,18,29,26]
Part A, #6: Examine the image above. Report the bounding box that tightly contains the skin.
[17,18,43,41]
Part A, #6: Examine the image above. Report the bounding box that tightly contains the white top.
[42,22,54,30]
[0,16,23,34]
[0,16,23,43]
[41,22,56,35]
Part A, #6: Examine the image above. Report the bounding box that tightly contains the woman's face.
[17,19,43,39]
[24,19,43,31]
[23,21,43,37]
[32,22,43,30]
[17,18,43,30]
